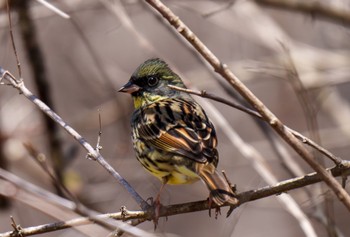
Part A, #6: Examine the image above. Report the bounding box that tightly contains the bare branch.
[6,0,21,78]
[0,67,149,211]
[0,168,153,237]
[1,161,349,237]
[145,0,350,211]
[168,85,342,165]
[0,210,151,237]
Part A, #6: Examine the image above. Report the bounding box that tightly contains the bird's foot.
[208,196,221,219]
[147,196,163,229]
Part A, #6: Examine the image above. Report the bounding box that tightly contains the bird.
[118,58,238,212]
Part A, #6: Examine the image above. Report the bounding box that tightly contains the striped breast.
[131,98,219,184]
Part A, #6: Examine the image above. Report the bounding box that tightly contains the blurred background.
[0,0,350,236]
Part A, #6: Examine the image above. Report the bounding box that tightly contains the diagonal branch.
[144,0,350,212]
[0,68,149,212]
[167,85,342,165]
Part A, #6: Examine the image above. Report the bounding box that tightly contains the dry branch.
[0,68,149,212]
[144,0,350,212]
[1,65,350,235]
[167,86,341,165]
[1,161,349,237]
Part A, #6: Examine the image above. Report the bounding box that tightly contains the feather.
[134,98,218,164]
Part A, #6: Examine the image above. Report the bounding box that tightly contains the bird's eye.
[147,76,159,87]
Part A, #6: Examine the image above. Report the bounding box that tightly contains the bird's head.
[119,58,187,109]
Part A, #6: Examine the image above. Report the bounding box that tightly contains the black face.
[130,74,160,91]
[120,58,185,97]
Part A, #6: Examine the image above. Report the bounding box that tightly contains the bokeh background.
[1,0,350,236]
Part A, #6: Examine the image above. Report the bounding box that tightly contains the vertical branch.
[6,0,21,78]
[11,0,65,195]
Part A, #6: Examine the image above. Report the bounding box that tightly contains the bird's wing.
[134,99,218,164]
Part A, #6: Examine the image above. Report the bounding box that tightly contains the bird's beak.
[118,81,140,94]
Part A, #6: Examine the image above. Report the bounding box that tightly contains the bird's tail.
[198,167,238,206]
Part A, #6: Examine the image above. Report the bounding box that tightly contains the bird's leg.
[153,176,168,229]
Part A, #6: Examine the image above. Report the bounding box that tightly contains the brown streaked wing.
[135,98,218,164]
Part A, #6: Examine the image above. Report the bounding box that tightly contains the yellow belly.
[134,140,200,184]
[142,161,200,185]
[164,165,200,184]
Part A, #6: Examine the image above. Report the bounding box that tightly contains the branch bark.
[1,161,349,237]
[145,0,350,211]
[0,68,149,212]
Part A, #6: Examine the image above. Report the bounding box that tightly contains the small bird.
[119,58,238,210]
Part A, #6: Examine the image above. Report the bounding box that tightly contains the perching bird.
[119,58,238,209]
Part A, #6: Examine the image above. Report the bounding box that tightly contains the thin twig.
[255,0,350,27]
[168,85,342,164]
[94,110,103,153]
[10,216,23,237]
[280,42,322,155]
[0,68,149,211]
[1,211,151,237]
[6,0,21,78]
[35,0,70,19]
[144,0,350,211]
[12,0,67,196]
[0,168,151,236]
[199,99,316,236]
[1,161,349,237]
[23,142,77,202]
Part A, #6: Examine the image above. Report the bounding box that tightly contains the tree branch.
[167,85,342,165]
[1,161,349,237]
[0,68,149,212]
[145,0,350,212]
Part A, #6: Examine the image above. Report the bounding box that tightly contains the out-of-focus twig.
[11,0,66,196]
[35,0,70,19]
[23,142,80,204]
[6,0,21,78]
[255,0,350,27]
[0,132,10,209]
[0,167,152,236]
[280,44,338,237]
[280,43,321,153]
[0,68,149,212]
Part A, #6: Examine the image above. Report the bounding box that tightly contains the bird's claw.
[146,196,163,229]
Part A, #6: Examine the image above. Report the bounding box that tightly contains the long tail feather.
[198,167,238,206]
